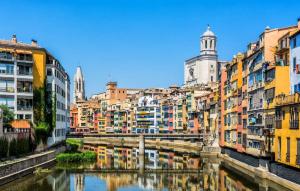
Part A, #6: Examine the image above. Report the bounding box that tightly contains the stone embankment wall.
[0,149,58,186]
[220,147,300,190]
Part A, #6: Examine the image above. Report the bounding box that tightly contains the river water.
[0,145,292,191]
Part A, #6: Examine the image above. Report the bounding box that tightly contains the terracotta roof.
[11,120,31,129]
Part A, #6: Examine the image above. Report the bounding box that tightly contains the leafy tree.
[0,104,14,128]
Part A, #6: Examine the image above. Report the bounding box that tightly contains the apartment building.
[46,55,70,144]
[134,96,161,134]
[274,93,300,168]
[245,25,297,157]
[290,22,300,94]
[273,20,300,169]
[0,35,70,146]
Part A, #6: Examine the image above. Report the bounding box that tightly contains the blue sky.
[1,0,299,97]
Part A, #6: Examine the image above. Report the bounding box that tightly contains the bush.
[16,137,30,156]
[56,151,96,163]
[35,122,50,144]
[8,137,30,157]
[0,137,9,158]
[66,138,83,152]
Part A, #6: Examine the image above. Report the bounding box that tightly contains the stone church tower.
[184,25,218,86]
[73,66,85,103]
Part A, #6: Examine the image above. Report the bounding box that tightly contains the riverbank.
[219,153,300,191]
[0,146,65,186]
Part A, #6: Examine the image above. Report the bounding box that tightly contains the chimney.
[298,17,300,29]
[11,34,17,43]
[31,39,38,47]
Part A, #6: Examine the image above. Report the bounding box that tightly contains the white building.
[74,66,85,102]
[184,26,218,86]
[290,21,300,94]
[134,96,161,134]
[46,56,70,145]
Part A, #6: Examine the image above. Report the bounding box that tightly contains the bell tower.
[200,25,217,56]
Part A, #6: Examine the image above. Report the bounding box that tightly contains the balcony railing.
[0,52,13,60]
[286,153,290,162]
[0,87,14,93]
[17,70,32,76]
[17,87,33,93]
[17,105,33,111]
[276,93,300,106]
[290,120,299,129]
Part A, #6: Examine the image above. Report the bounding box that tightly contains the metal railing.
[290,120,299,129]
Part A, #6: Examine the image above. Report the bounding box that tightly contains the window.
[293,37,297,49]
[297,139,300,165]
[293,57,297,70]
[287,137,290,162]
[278,137,281,160]
[47,69,52,76]
[238,132,242,144]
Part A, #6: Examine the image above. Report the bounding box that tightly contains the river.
[0,144,292,191]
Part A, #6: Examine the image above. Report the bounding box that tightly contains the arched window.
[205,40,207,49]
[210,40,213,49]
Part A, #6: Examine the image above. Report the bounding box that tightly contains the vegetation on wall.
[0,104,14,128]
[33,79,56,144]
[56,151,96,163]
[66,138,83,152]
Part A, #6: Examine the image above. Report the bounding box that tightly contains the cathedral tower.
[73,66,85,103]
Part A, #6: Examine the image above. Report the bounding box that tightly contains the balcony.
[0,87,14,93]
[276,93,300,106]
[16,54,33,62]
[17,105,33,111]
[248,82,264,92]
[0,52,13,61]
[290,120,299,129]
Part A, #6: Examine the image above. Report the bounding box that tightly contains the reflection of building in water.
[219,168,254,191]
[74,174,85,191]
[159,150,174,169]
[114,147,133,169]
[133,148,158,169]
[202,162,219,191]
[46,170,70,191]
[98,173,135,191]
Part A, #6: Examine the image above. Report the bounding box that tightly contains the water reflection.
[94,145,201,170]
[0,145,292,191]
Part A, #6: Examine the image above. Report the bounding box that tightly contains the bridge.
[68,133,204,174]
[67,133,203,139]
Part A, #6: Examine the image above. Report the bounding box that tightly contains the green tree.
[0,104,14,128]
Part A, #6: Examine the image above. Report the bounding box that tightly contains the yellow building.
[274,93,300,168]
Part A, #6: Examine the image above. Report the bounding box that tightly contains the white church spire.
[200,25,217,56]
[73,66,86,103]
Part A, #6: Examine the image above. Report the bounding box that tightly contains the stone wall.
[222,147,259,167]
[0,150,56,185]
[222,147,300,185]
[270,163,300,185]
